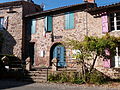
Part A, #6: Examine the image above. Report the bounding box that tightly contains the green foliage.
[65,34,119,83]
[48,71,85,84]
[87,70,109,84]
[83,34,117,56]
[48,70,108,85]
[66,34,119,71]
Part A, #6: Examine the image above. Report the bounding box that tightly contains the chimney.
[84,0,95,3]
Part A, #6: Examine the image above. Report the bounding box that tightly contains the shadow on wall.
[0,30,16,55]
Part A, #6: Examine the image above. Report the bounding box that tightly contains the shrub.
[87,70,109,84]
[48,70,109,85]
[48,71,84,84]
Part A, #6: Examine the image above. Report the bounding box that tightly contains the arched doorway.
[50,43,66,67]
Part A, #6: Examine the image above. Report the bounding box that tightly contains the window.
[0,17,4,30]
[45,16,53,32]
[65,12,74,29]
[115,47,120,67]
[31,19,36,34]
[110,12,120,31]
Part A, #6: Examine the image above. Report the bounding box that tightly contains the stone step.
[24,76,47,79]
[26,72,48,75]
[57,68,77,71]
[26,73,47,76]
[23,78,47,83]
[114,73,120,77]
[31,67,51,71]
[23,70,48,82]
[28,71,48,73]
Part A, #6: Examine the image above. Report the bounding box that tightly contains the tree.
[66,34,120,80]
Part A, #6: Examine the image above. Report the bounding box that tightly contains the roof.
[25,3,96,18]
[0,1,39,8]
[87,2,120,14]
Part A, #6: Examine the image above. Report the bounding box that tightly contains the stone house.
[25,0,120,78]
[0,0,42,60]
[1,0,120,79]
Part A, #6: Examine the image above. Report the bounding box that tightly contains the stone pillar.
[25,57,31,71]
[51,58,57,71]
[1,56,9,70]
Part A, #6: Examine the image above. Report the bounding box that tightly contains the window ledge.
[110,30,120,32]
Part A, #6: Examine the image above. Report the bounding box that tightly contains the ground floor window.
[114,47,120,67]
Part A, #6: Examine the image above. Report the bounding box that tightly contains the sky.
[0,0,120,10]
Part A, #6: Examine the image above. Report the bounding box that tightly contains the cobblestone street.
[0,80,120,90]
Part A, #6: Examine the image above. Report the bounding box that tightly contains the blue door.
[53,45,66,67]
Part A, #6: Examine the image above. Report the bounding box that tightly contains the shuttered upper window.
[31,19,36,34]
[110,12,120,31]
[65,12,74,29]
[45,16,53,32]
[0,17,4,30]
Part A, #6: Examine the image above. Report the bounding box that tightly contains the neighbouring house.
[25,0,120,79]
[0,0,42,61]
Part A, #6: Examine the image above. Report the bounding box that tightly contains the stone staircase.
[113,68,120,78]
[23,68,50,82]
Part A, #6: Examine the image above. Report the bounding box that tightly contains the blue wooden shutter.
[65,13,69,29]
[60,46,66,67]
[69,12,74,29]
[65,12,74,29]
[47,16,53,32]
[53,46,57,58]
[45,16,52,32]
[31,19,36,34]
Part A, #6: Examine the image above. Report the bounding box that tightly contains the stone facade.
[30,11,102,67]
[0,1,41,60]
[27,3,120,79]
[0,1,120,79]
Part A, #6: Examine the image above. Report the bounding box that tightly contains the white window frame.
[110,13,120,31]
[115,47,120,68]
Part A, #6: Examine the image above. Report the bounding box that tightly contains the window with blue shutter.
[65,12,74,29]
[0,17,4,30]
[45,16,53,32]
[31,19,36,34]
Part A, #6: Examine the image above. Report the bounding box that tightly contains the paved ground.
[0,79,120,90]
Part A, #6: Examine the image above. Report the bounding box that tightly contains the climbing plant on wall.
[66,34,120,81]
